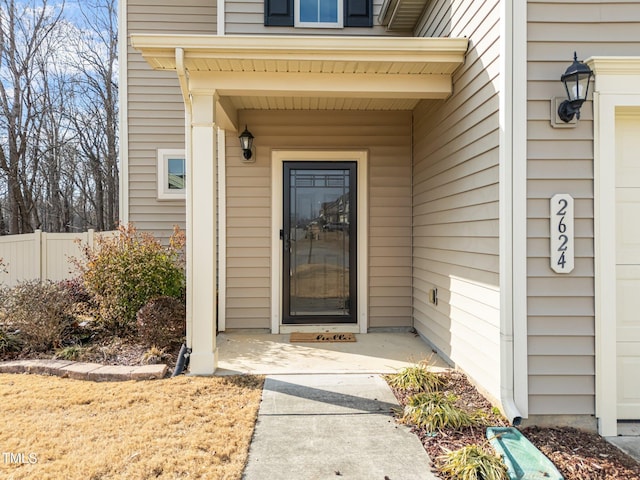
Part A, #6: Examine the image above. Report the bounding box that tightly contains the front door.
[283,162,357,324]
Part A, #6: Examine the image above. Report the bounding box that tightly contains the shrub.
[385,362,444,393]
[76,224,185,334]
[55,345,86,361]
[1,280,76,352]
[57,277,93,305]
[141,346,168,365]
[401,391,488,432]
[0,327,23,355]
[136,296,186,349]
[439,444,508,480]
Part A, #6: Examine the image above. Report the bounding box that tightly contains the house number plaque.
[550,193,574,273]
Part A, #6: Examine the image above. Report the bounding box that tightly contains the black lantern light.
[558,52,594,123]
[238,125,254,160]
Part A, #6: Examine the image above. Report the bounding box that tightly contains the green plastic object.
[486,427,564,480]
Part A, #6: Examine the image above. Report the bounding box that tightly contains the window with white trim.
[157,149,186,200]
[296,0,343,27]
[264,0,372,28]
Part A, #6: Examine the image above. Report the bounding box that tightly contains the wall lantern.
[238,126,254,160]
[557,52,593,123]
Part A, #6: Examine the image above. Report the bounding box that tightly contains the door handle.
[280,229,290,251]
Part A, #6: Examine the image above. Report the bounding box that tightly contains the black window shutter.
[344,0,372,27]
[265,0,294,26]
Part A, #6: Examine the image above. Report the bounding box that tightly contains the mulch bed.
[1,337,182,376]
[389,370,640,480]
[524,426,640,480]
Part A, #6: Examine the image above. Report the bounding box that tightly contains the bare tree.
[69,0,119,231]
[33,37,77,232]
[0,0,119,234]
[0,0,65,234]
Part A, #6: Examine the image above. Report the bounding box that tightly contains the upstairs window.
[265,0,372,28]
[297,0,343,27]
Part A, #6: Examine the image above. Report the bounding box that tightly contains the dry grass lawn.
[0,373,264,480]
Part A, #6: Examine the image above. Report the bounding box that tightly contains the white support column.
[186,93,218,375]
[217,128,227,331]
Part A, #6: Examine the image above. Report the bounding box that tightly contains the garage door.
[616,114,640,419]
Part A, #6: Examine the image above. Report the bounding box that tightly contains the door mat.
[290,332,356,343]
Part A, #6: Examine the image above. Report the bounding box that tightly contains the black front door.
[283,162,357,324]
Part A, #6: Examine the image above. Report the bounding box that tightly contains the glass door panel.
[283,162,356,324]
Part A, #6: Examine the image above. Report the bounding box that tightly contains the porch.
[215,330,450,375]
[130,33,471,376]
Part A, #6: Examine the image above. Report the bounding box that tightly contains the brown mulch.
[1,336,182,375]
[77,337,181,371]
[389,370,640,480]
[524,426,640,480]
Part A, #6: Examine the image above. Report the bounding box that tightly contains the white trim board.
[217,128,227,331]
[118,0,129,223]
[498,0,528,424]
[270,150,369,334]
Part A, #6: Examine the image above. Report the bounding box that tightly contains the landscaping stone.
[15,359,47,371]
[60,362,104,380]
[42,359,75,369]
[89,365,135,382]
[29,359,74,375]
[0,360,27,374]
[130,364,167,380]
[0,359,168,381]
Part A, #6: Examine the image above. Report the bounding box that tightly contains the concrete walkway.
[221,331,640,473]
[243,374,439,480]
[224,333,446,478]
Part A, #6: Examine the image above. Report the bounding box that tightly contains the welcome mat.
[290,332,356,343]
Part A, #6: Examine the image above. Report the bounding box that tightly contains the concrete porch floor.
[215,331,450,375]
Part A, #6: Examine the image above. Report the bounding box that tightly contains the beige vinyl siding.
[225,0,399,35]
[527,0,640,416]
[126,0,216,240]
[224,110,412,329]
[412,0,502,401]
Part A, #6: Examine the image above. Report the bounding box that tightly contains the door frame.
[589,57,640,436]
[271,150,368,334]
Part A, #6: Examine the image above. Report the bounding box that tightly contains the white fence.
[0,230,117,287]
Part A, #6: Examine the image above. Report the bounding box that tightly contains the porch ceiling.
[130,35,468,125]
[378,0,431,32]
